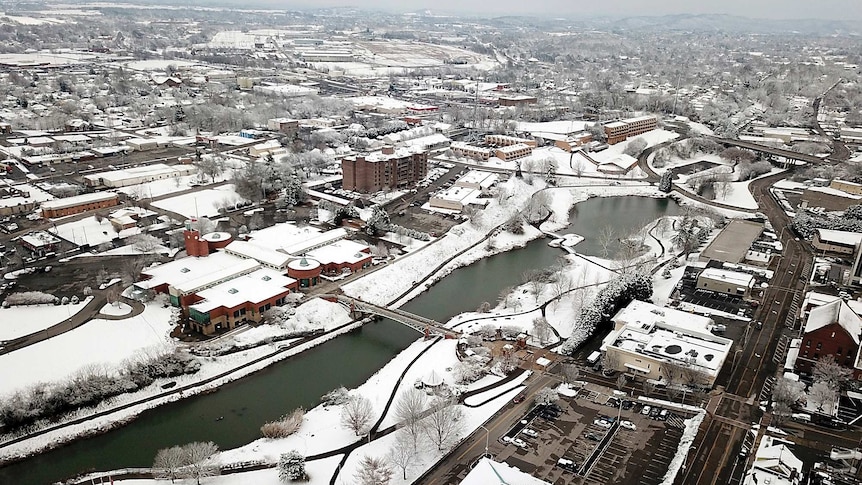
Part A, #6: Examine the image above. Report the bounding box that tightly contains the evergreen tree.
[658,170,673,193]
[278,450,308,482]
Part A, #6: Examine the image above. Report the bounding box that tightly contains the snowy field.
[152,184,246,218]
[0,302,175,396]
[0,297,93,340]
[100,302,132,316]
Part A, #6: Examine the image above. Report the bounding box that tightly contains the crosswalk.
[758,375,776,403]
[666,413,687,429]
[773,335,789,364]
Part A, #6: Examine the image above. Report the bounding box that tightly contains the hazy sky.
[285,0,862,21]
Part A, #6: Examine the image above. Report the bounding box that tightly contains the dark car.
[513,393,525,404]
[622,400,634,410]
[585,433,601,441]
[548,403,563,413]
[649,407,663,419]
[540,411,558,420]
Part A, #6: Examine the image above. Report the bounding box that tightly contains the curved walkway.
[94,296,145,321]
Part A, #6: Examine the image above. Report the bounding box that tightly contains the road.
[680,170,812,485]
[414,372,557,485]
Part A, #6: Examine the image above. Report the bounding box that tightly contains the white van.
[587,351,601,365]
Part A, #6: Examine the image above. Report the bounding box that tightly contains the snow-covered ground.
[100,302,132,316]
[53,215,141,247]
[0,297,93,340]
[152,184,246,218]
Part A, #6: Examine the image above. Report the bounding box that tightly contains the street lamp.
[682,446,697,471]
[478,425,490,457]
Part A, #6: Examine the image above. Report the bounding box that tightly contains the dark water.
[0,196,679,485]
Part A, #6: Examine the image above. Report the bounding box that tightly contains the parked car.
[658,409,669,421]
[620,420,636,431]
[593,419,612,428]
[557,458,577,471]
[521,428,538,438]
[641,405,652,416]
[649,407,663,419]
[511,438,528,448]
[755,321,763,330]
[622,400,634,410]
[585,432,601,441]
[513,393,525,404]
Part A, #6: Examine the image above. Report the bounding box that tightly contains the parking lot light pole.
[478,424,490,457]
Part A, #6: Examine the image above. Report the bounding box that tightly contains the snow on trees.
[388,432,418,480]
[278,450,308,482]
[534,387,558,405]
[196,155,225,183]
[623,137,647,156]
[812,356,853,391]
[658,170,673,193]
[131,233,162,252]
[807,381,837,413]
[560,272,653,354]
[532,317,553,345]
[393,389,427,448]
[341,394,375,436]
[153,441,219,484]
[453,357,488,384]
[771,377,806,422]
[321,386,351,406]
[355,455,394,485]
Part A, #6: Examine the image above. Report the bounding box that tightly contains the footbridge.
[324,294,459,338]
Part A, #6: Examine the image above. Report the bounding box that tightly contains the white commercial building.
[83,164,197,189]
[741,435,803,485]
[696,268,755,298]
[601,300,733,387]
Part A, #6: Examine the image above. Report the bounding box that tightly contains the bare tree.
[261,407,305,438]
[131,233,161,252]
[498,286,514,308]
[812,356,853,391]
[602,352,620,375]
[179,441,219,485]
[772,377,805,419]
[561,364,580,384]
[153,446,185,483]
[522,269,545,303]
[598,225,617,259]
[616,374,628,391]
[808,381,837,413]
[393,389,427,449]
[642,380,656,396]
[421,399,463,451]
[355,455,393,485]
[341,394,375,436]
[388,432,418,480]
[197,155,225,183]
[532,317,553,345]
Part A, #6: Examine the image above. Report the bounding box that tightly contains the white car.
[593,419,612,428]
[521,428,538,438]
[621,420,636,431]
[511,438,528,448]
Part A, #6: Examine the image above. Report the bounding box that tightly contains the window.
[806,340,811,348]
[816,342,823,351]
[831,331,836,338]
[837,347,843,356]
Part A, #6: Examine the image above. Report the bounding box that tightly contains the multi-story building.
[40,192,120,218]
[341,146,428,193]
[451,142,491,162]
[600,300,732,387]
[795,298,862,379]
[603,115,658,144]
[484,134,537,148]
[493,143,533,161]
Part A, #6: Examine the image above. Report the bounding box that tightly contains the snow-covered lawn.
[100,302,132,316]
[0,302,174,396]
[53,216,141,247]
[152,185,246,218]
[0,297,93,340]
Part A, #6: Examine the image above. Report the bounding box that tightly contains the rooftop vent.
[180,268,190,273]
[228,288,238,294]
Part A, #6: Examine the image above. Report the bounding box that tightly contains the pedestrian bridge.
[323,294,459,338]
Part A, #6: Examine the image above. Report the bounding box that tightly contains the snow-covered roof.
[815,228,862,247]
[804,298,862,345]
[41,191,118,211]
[84,164,196,184]
[460,458,550,485]
[422,369,444,387]
[742,436,803,485]
[698,268,754,288]
[224,240,291,269]
[613,300,714,334]
[282,228,349,256]
[805,186,862,199]
[138,252,259,294]
[20,230,60,248]
[189,268,295,313]
[305,240,371,266]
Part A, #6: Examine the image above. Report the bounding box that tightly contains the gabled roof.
[460,458,550,485]
[805,299,862,345]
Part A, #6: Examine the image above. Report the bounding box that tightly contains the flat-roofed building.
[19,230,61,255]
[697,268,755,298]
[600,300,732,387]
[493,143,533,161]
[699,219,764,264]
[813,229,862,256]
[603,115,658,144]
[305,239,372,276]
[829,179,862,196]
[187,268,297,335]
[341,146,428,193]
[484,134,537,148]
[83,164,196,188]
[224,240,292,271]
[267,118,300,136]
[451,142,491,162]
[40,192,119,218]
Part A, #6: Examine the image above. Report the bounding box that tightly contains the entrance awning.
[624,362,650,374]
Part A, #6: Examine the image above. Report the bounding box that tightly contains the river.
[1,195,679,485]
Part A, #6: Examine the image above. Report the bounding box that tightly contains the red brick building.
[40,192,119,218]
[603,115,658,145]
[342,146,428,193]
[796,299,862,378]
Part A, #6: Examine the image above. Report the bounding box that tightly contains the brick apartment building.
[604,115,658,144]
[796,298,862,379]
[342,146,428,193]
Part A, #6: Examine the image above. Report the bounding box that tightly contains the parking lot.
[490,382,695,484]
